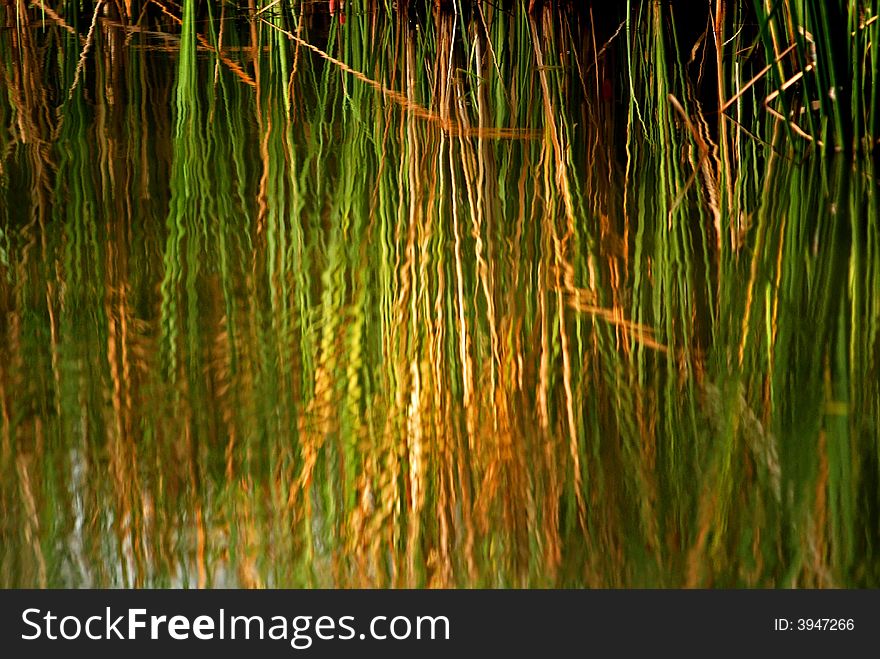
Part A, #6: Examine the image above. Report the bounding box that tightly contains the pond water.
[1,3,878,587]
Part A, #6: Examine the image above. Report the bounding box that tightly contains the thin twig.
[667,93,721,249]
[67,0,104,101]
[718,42,797,114]
[260,17,539,140]
[255,0,281,17]
[149,0,256,88]
[30,0,81,41]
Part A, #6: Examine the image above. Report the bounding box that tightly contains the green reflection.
[0,2,878,588]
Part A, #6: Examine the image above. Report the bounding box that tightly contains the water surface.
[1,3,878,587]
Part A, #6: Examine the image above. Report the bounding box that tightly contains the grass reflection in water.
[0,0,878,587]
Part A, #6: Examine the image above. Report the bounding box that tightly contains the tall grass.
[745,0,879,152]
[0,1,878,587]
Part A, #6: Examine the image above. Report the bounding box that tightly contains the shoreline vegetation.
[1,1,878,587]
[4,1,880,151]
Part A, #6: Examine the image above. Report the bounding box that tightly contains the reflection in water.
[1,3,878,587]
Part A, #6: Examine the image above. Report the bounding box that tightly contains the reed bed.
[0,1,878,587]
